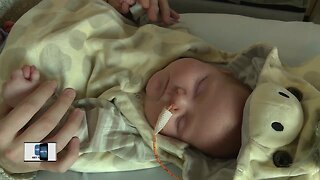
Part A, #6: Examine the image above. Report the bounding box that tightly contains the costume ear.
[286,87,303,101]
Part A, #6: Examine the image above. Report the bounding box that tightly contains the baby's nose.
[170,88,188,114]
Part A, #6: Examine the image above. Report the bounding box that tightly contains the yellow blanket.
[0,0,236,178]
[2,0,319,179]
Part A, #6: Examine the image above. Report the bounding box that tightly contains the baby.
[2,57,251,159]
[144,58,252,158]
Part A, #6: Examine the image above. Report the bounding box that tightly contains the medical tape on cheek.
[152,105,181,180]
[154,105,173,135]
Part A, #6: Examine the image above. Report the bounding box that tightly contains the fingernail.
[75,108,84,115]
[63,88,76,97]
[72,136,80,144]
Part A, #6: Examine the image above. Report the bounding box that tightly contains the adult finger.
[44,108,84,152]
[0,103,12,147]
[0,81,57,141]
[0,103,12,119]
[170,9,180,20]
[121,2,130,14]
[17,88,76,143]
[109,0,123,13]
[126,0,136,5]
[148,0,159,22]
[158,0,171,24]
[41,137,80,173]
[160,10,180,26]
[138,0,149,8]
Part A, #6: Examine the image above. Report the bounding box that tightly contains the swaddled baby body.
[1,0,251,177]
[2,57,251,158]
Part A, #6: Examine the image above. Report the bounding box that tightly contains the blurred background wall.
[169,0,319,24]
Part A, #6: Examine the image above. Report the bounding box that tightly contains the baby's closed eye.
[194,76,208,98]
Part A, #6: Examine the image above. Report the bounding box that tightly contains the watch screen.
[34,144,40,155]
[39,143,48,161]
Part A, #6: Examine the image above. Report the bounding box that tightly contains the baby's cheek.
[146,69,168,99]
[145,75,160,97]
[161,120,179,138]
[144,97,160,128]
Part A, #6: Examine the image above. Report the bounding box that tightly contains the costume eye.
[195,76,208,97]
[278,92,289,98]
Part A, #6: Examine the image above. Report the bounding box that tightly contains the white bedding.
[181,13,320,66]
[33,13,320,180]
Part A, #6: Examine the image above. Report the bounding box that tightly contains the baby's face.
[144,58,251,158]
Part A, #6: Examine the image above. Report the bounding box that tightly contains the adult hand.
[0,81,84,174]
[107,0,136,14]
[108,0,180,25]
[137,0,180,25]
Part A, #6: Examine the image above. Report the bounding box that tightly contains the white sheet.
[35,13,320,180]
[180,13,320,66]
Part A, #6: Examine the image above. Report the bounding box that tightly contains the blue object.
[34,144,40,155]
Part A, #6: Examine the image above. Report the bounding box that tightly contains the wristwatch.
[129,3,149,26]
